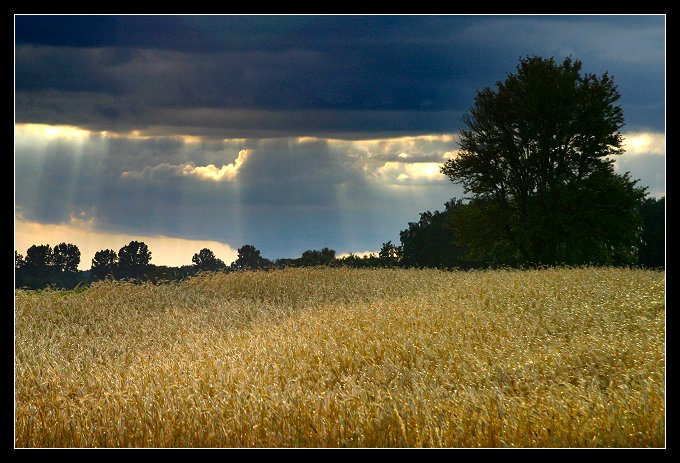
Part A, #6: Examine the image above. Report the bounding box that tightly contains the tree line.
[14,193,663,290]
[15,56,665,289]
[14,240,394,290]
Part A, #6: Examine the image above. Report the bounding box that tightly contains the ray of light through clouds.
[14,15,665,266]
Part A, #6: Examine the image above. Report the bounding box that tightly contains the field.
[15,267,665,447]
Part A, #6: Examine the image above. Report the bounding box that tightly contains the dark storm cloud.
[15,16,220,52]
[15,15,665,136]
[14,89,465,138]
[450,16,665,131]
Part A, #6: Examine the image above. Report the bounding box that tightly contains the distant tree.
[638,197,665,268]
[24,244,53,272]
[336,253,361,268]
[91,249,119,280]
[231,245,271,270]
[53,242,81,273]
[118,241,152,277]
[399,199,473,268]
[273,258,298,268]
[378,241,401,267]
[440,56,646,266]
[337,252,381,268]
[192,248,226,272]
[299,248,336,267]
[15,251,24,269]
[147,264,199,282]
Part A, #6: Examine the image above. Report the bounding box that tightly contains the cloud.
[15,123,464,258]
[14,88,465,139]
[14,16,316,53]
[183,151,249,181]
[15,122,665,261]
[375,162,447,184]
[622,132,666,156]
[16,123,92,141]
[122,149,252,182]
[613,153,665,199]
[613,131,666,198]
[15,16,664,137]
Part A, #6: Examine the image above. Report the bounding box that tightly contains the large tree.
[399,199,474,269]
[441,56,646,266]
[638,197,665,268]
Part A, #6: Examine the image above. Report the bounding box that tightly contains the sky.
[14,15,665,269]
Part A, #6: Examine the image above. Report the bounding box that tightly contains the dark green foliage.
[335,253,381,268]
[192,248,226,272]
[399,199,474,269]
[145,265,199,282]
[299,248,336,267]
[24,244,53,272]
[275,247,399,269]
[273,257,299,268]
[117,241,152,278]
[440,56,647,266]
[118,240,151,267]
[15,269,85,290]
[231,245,272,270]
[16,244,85,289]
[274,246,399,269]
[378,241,401,267]
[91,249,119,280]
[53,242,81,273]
[638,197,665,268]
[446,198,520,266]
[15,251,24,269]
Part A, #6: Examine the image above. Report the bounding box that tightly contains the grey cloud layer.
[15,128,664,258]
[15,131,462,257]
[15,15,665,136]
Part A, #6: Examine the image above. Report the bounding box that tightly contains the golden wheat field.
[15,267,665,448]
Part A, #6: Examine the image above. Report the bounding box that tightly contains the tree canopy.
[399,199,473,269]
[16,243,82,289]
[24,244,53,272]
[91,249,119,280]
[231,245,272,270]
[378,241,401,267]
[15,251,24,269]
[441,56,646,266]
[299,248,336,267]
[192,248,226,272]
[637,197,665,268]
[53,242,81,273]
[117,241,152,277]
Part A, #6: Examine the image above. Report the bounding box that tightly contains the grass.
[14,267,665,447]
